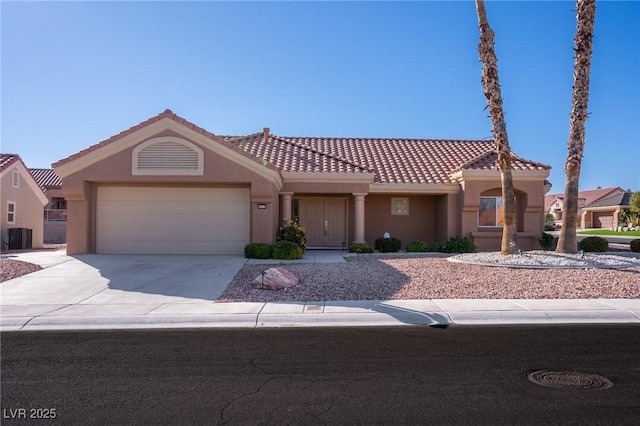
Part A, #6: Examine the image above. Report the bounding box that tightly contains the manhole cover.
[526,370,613,390]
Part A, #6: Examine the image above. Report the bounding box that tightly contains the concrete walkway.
[1,249,639,331]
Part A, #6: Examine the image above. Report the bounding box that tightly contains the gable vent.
[133,137,204,175]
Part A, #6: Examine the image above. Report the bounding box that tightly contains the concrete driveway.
[1,250,248,324]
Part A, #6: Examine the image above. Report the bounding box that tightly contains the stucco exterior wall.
[364,194,439,248]
[460,178,547,251]
[60,134,281,254]
[1,165,46,249]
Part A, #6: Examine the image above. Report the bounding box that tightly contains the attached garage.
[96,187,250,254]
[592,211,614,229]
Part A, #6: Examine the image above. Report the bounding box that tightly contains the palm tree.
[557,0,596,253]
[475,0,518,254]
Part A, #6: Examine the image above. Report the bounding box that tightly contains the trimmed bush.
[630,239,640,253]
[579,236,608,252]
[277,219,307,251]
[273,240,303,260]
[407,241,433,252]
[375,237,402,253]
[438,236,476,253]
[538,232,554,251]
[349,243,373,253]
[244,243,274,259]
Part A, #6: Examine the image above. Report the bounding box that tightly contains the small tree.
[630,191,640,213]
[277,219,307,251]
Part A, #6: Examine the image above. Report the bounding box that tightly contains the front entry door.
[299,198,347,247]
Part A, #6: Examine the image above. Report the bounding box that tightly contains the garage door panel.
[593,212,614,229]
[97,187,250,254]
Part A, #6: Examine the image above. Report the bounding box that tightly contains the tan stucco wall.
[460,179,547,251]
[43,188,65,207]
[1,165,46,249]
[363,194,439,248]
[59,135,281,254]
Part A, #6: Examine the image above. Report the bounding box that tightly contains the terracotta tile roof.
[53,110,550,185]
[0,153,20,172]
[584,191,631,209]
[458,151,551,172]
[227,134,549,184]
[28,168,62,188]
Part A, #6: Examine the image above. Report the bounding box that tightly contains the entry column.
[280,192,294,223]
[352,193,367,244]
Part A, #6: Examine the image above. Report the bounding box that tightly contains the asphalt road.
[2,325,639,425]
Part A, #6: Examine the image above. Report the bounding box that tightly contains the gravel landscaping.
[217,251,640,302]
[0,259,42,282]
[2,247,639,301]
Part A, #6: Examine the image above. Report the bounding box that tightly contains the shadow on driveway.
[68,254,248,302]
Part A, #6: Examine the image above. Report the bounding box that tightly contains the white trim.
[132,136,204,175]
[12,170,19,188]
[7,201,16,224]
[368,183,459,194]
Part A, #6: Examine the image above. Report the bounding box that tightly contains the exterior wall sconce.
[257,203,267,209]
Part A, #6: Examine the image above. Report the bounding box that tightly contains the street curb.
[2,308,639,331]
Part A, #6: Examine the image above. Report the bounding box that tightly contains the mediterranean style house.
[545,186,626,229]
[52,110,551,255]
[1,154,48,250]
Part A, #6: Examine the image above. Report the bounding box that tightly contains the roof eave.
[282,171,375,184]
[450,169,550,182]
[368,183,459,194]
[583,204,630,212]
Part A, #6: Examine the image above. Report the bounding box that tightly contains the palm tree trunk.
[475,0,518,254]
[557,0,596,253]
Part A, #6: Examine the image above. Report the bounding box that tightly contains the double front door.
[298,197,347,247]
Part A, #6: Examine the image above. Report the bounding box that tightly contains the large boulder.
[252,267,299,290]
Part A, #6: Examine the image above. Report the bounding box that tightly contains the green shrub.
[277,219,307,251]
[438,236,476,253]
[273,240,303,260]
[374,237,402,253]
[407,241,433,252]
[538,232,554,251]
[349,243,373,253]
[630,239,640,253]
[579,236,608,252]
[244,243,274,259]
[544,213,555,231]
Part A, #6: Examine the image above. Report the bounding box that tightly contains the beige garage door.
[96,187,250,254]
[593,211,614,229]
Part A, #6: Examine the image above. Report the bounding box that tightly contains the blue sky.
[2,0,638,192]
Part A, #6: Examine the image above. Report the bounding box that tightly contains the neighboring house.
[581,191,631,230]
[52,110,551,255]
[544,187,625,229]
[0,154,48,250]
[29,168,67,243]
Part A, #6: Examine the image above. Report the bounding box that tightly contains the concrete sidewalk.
[2,298,639,331]
[1,249,639,331]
